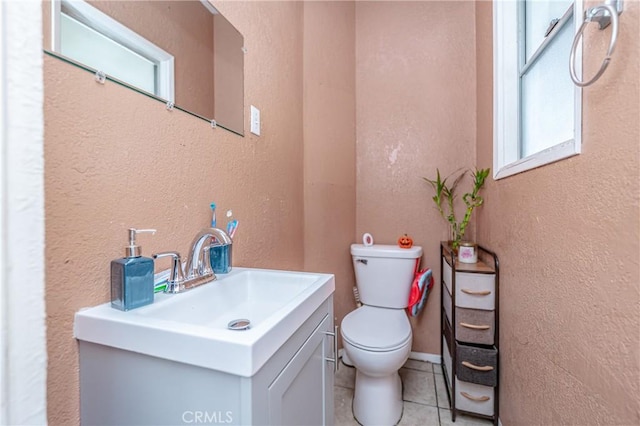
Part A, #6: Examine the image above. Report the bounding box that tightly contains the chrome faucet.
[153,227,232,293]
[184,227,232,280]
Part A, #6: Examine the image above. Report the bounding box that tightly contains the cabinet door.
[268,315,334,426]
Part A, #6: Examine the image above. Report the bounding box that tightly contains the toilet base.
[341,351,354,367]
[352,369,403,426]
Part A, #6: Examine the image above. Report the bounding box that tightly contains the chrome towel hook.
[570,0,623,87]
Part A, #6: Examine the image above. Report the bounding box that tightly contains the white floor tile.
[434,372,451,409]
[399,368,438,407]
[438,408,494,426]
[334,386,359,426]
[335,363,356,389]
[336,365,452,425]
[398,401,440,426]
[403,359,433,372]
[433,362,443,375]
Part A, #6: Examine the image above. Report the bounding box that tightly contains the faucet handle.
[152,251,185,293]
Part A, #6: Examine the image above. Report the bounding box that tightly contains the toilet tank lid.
[351,244,423,259]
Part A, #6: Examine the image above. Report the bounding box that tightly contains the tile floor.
[335,359,493,426]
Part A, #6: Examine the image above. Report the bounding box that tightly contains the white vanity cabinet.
[268,314,334,425]
[78,296,335,425]
[440,242,499,425]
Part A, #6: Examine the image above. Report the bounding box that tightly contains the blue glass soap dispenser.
[111,228,156,311]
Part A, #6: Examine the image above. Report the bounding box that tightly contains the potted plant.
[424,168,490,250]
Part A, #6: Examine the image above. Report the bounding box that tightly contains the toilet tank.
[351,244,423,309]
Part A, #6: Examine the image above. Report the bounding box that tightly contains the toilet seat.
[342,306,411,352]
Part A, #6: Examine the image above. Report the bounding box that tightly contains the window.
[59,13,158,95]
[51,0,174,102]
[493,0,582,179]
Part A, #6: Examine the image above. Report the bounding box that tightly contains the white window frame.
[51,0,175,102]
[493,0,583,180]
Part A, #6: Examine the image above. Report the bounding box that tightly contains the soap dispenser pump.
[111,228,156,311]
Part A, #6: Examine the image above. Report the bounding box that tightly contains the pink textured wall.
[302,1,357,346]
[475,1,640,424]
[44,1,639,424]
[44,2,303,423]
[355,1,477,354]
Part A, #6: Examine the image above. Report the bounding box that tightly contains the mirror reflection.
[44,0,245,135]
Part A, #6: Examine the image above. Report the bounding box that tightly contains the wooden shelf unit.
[440,242,500,425]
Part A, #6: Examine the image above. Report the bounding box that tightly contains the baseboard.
[408,351,441,364]
[498,418,503,426]
[339,349,441,365]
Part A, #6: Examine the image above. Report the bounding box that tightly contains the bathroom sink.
[137,269,323,328]
[74,267,335,377]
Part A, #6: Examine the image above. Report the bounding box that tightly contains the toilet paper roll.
[362,233,374,246]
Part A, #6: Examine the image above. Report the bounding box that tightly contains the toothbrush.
[228,220,238,239]
[226,210,233,233]
[211,203,217,228]
[226,210,238,239]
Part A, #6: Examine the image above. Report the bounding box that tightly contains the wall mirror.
[43,0,245,136]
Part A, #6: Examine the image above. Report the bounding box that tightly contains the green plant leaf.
[424,167,490,243]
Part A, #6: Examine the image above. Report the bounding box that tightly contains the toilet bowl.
[342,306,412,425]
[342,243,422,426]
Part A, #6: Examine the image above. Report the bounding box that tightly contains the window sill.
[493,138,580,180]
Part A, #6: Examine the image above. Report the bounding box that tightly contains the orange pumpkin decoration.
[398,234,413,249]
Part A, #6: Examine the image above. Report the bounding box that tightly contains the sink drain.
[227,319,251,330]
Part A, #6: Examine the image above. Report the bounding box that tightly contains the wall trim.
[339,349,442,366]
[409,351,441,364]
[0,0,47,424]
[0,2,6,421]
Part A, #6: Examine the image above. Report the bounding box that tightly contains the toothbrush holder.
[210,242,232,274]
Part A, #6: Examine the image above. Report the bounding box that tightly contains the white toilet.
[341,243,423,426]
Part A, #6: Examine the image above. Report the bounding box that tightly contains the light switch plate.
[250,105,260,136]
